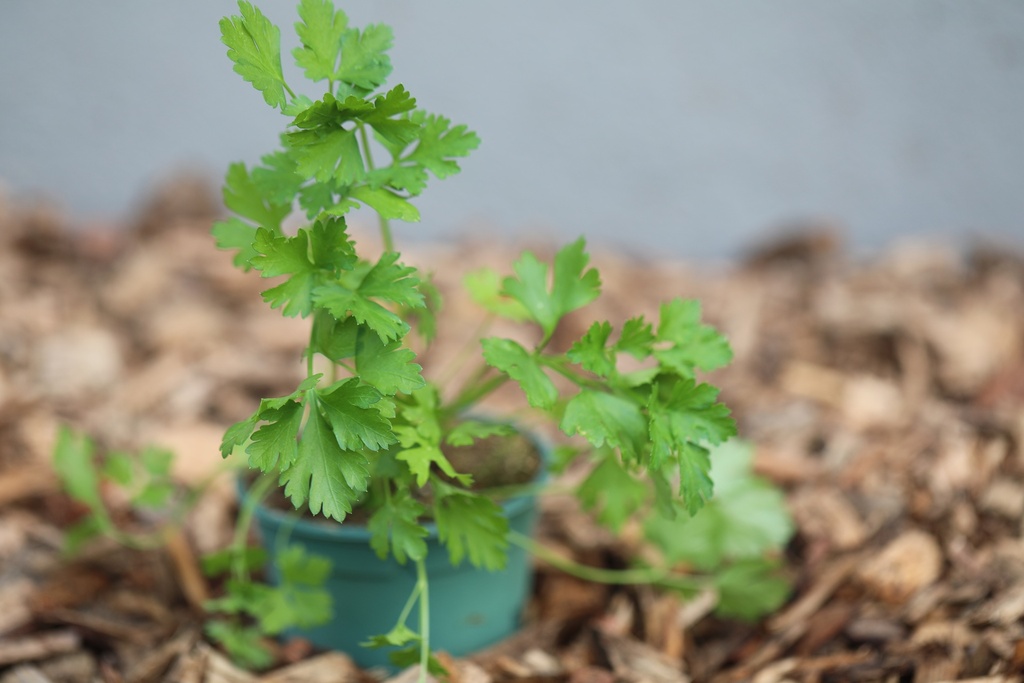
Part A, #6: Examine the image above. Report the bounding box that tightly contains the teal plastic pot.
[242,441,545,668]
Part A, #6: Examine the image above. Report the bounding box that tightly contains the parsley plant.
[215,0,785,673]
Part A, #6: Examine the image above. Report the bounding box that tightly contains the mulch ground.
[2,176,1024,683]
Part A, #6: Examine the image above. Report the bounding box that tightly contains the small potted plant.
[211,0,750,672]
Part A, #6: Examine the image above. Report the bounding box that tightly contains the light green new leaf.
[481,338,558,409]
[463,269,530,321]
[221,162,291,232]
[561,390,648,462]
[407,112,480,179]
[292,0,347,82]
[395,444,459,488]
[656,299,734,374]
[336,23,393,96]
[367,491,428,564]
[433,489,508,570]
[251,151,305,205]
[212,219,260,271]
[502,239,601,340]
[220,1,289,109]
[552,238,601,318]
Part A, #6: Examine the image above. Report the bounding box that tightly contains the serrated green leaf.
[277,544,332,585]
[251,219,356,317]
[292,0,347,82]
[395,444,459,488]
[407,112,480,179]
[354,330,424,396]
[223,161,291,231]
[279,397,362,522]
[433,488,508,570]
[212,219,261,271]
[561,390,647,462]
[367,491,428,564]
[288,126,365,185]
[481,337,559,409]
[220,1,289,110]
[317,379,397,452]
[251,151,304,205]
[502,239,600,340]
[205,621,274,670]
[336,23,393,96]
[363,85,420,145]
[656,299,733,375]
[552,237,601,318]
[246,400,303,471]
[617,316,655,359]
[313,252,421,341]
[567,321,615,377]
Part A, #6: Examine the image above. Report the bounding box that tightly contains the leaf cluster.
[52,427,183,553]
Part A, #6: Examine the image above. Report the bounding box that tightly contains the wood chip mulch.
[2,176,1024,683]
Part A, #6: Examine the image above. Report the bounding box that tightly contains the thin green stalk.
[415,558,430,683]
[442,370,509,418]
[232,473,277,582]
[358,123,395,253]
[508,530,704,591]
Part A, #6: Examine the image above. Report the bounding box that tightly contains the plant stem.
[358,123,395,253]
[442,369,509,418]
[415,558,430,683]
[232,473,277,582]
[508,530,705,591]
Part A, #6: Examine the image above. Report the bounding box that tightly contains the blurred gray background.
[2,1,1023,260]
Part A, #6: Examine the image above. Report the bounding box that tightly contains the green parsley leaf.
[577,455,650,531]
[348,186,420,222]
[561,390,647,462]
[336,23,393,97]
[567,321,616,377]
[645,440,793,569]
[433,487,508,570]
[502,238,601,340]
[368,490,428,564]
[481,338,559,409]
[53,427,102,511]
[313,252,422,341]
[407,111,480,180]
[463,269,531,321]
[292,0,347,83]
[655,299,733,375]
[354,329,425,396]
[246,400,303,471]
[220,1,289,110]
[714,559,791,620]
[617,317,655,359]
[316,379,397,452]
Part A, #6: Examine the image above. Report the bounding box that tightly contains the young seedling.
[213,0,792,674]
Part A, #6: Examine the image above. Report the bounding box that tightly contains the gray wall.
[2,1,1023,259]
